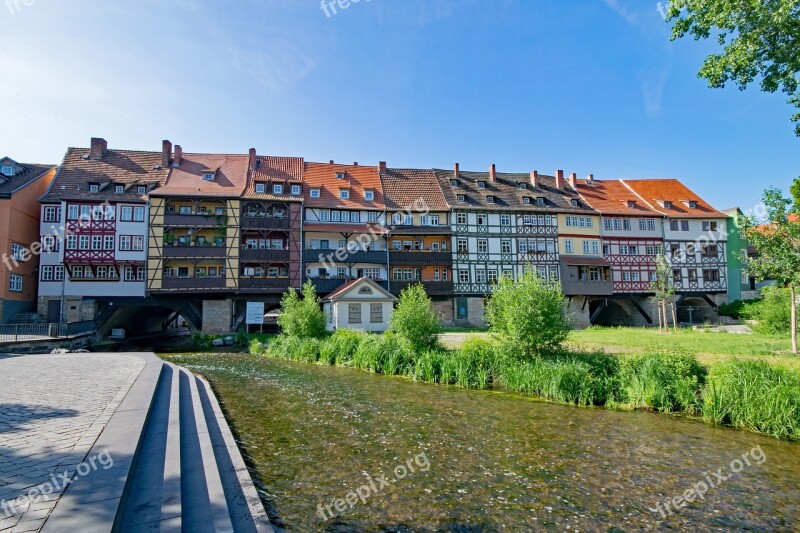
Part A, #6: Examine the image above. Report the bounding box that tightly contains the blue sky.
[1,0,797,210]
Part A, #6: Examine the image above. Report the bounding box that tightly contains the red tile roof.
[303,223,389,235]
[621,179,727,219]
[244,155,305,201]
[153,153,249,198]
[304,162,385,210]
[380,168,450,212]
[575,179,663,216]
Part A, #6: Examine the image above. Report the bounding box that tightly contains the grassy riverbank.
[251,330,800,440]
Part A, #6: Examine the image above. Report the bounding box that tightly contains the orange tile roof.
[244,155,304,201]
[380,168,450,212]
[153,153,249,198]
[621,179,727,219]
[575,179,663,216]
[304,162,385,210]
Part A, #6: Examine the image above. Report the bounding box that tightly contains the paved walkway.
[0,353,145,532]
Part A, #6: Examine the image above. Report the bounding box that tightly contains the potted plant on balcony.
[163,232,176,247]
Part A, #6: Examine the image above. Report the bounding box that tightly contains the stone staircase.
[41,356,274,533]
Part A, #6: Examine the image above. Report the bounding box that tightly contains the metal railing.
[0,320,95,342]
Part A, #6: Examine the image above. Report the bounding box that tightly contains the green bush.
[716,299,748,319]
[390,283,441,352]
[262,335,321,363]
[616,350,705,412]
[741,286,793,335]
[703,359,800,439]
[319,329,367,366]
[411,350,446,383]
[486,270,569,359]
[496,357,600,406]
[352,333,413,375]
[278,280,327,339]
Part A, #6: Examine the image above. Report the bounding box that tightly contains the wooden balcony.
[241,216,291,230]
[240,249,290,262]
[164,214,221,227]
[239,278,291,291]
[163,245,226,258]
[303,249,387,264]
[561,280,613,296]
[390,280,454,295]
[389,250,452,266]
[161,277,227,290]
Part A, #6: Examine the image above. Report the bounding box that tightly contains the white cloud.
[602,0,638,25]
[642,70,669,117]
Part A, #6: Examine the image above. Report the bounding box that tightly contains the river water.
[163,354,800,532]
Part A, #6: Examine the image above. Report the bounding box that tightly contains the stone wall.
[565,297,590,329]
[202,300,232,334]
[432,298,454,326]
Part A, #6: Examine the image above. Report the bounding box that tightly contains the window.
[670,220,679,231]
[89,184,99,193]
[565,240,573,253]
[571,199,580,207]
[622,271,631,282]
[459,270,470,283]
[519,182,527,190]
[67,205,79,220]
[519,240,528,253]
[273,184,283,195]
[363,268,381,279]
[686,243,696,256]
[310,188,321,198]
[79,235,89,250]
[132,236,144,251]
[66,235,77,250]
[638,219,646,231]
[348,303,361,324]
[646,245,656,255]
[456,213,467,225]
[404,214,412,225]
[592,241,600,254]
[663,201,673,209]
[370,304,383,323]
[339,189,350,200]
[629,245,638,255]
[523,197,531,205]
[41,266,53,281]
[336,172,346,180]
[255,183,266,194]
[477,239,488,253]
[603,244,610,255]
[537,266,547,279]
[688,201,697,209]
[103,236,115,250]
[80,205,91,220]
[550,269,559,282]
[364,189,374,201]
[92,205,104,221]
[44,206,60,222]
[91,236,102,250]
[9,275,22,292]
[583,241,590,254]
[689,270,698,282]
[681,220,689,231]
[457,194,466,202]
[55,266,64,281]
[703,269,720,281]
[120,236,132,251]
[319,210,330,222]
[536,197,545,206]
[647,219,656,231]
[486,196,495,204]
[450,179,458,186]
[368,211,378,222]
[331,210,341,222]
[476,269,487,283]
[613,218,622,230]
[604,218,612,231]
[477,214,487,225]
[623,219,631,231]
[628,201,636,209]
[702,221,718,232]
[121,206,133,221]
[42,236,59,253]
[457,238,468,253]
[115,185,124,193]
[501,240,512,254]
[477,181,486,189]
[703,244,718,257]
[500,214,511,226]
[673,269,682,282]
[202,172,215,181]
[291,185,301,196]
[1,165,14,176]
[137,186,147,195]
[11,243,25,261]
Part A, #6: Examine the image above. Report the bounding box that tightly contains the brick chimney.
[162,140,172,168]
[530,170,538,188]
[248,148,256,171]
[555,169,564,189]
[568,172,577,188]
[489,164,496,182]
[586,174,594,184]
[90,138,107,160]
[454,163,460,178]
[353,162,358,166]
[329,160,334,165]
[173,145,183,167]
[379,161,387,173]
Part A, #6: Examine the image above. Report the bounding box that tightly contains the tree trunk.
[662,300,668,333]
[792,284,798,355]
[657,300,663,332]
[671,302,678,333]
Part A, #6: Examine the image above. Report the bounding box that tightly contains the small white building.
[323,277,396,332]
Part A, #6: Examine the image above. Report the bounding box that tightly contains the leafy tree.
[390,283,441,351]
[666,0,800,136]
[278,280,327,339]
[743,182,800,353]
[485,270,569,359]
[651,255,677,332]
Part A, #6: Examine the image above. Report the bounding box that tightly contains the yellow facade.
[557,213,602,256]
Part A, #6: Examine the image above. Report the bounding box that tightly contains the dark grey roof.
[0,158,56,197]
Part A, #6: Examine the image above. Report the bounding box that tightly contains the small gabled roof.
[324,277,397,302]
[40,146,168,203]
[304,162,385,210]
[245,155,305,201]
[575,179,663,216]
[621,179,726,219]
[152,153,249,198]
[380,168,450,212]
[434,168,595,213]
[0,158,55,197]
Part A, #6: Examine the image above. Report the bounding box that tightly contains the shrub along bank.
[250,332,800,440]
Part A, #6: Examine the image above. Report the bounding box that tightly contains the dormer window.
[477,181,486,189]
[519,182,527,190]
[536,197,545,206]
[115,185,124,194]
[523,197,531,204]
[273,184,283,195]
[89,183,99,193]
[310,188,321,198]
[457,194,466,202]
[571,199,580,207]
[486,196,495,204]
[291,185,301,195]
[450,179,458,187]
[1,165,14,177]
[336,172,345,180]
[137,186,147,195]
[661,200,673,209]
[364,189,375,201]
[340,189,350,200]
[686,200,698,208]
[202,172,215,181]
[627,201,636,209]
[255,183,266,194]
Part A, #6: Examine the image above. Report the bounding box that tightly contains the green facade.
[724,208,749,302]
